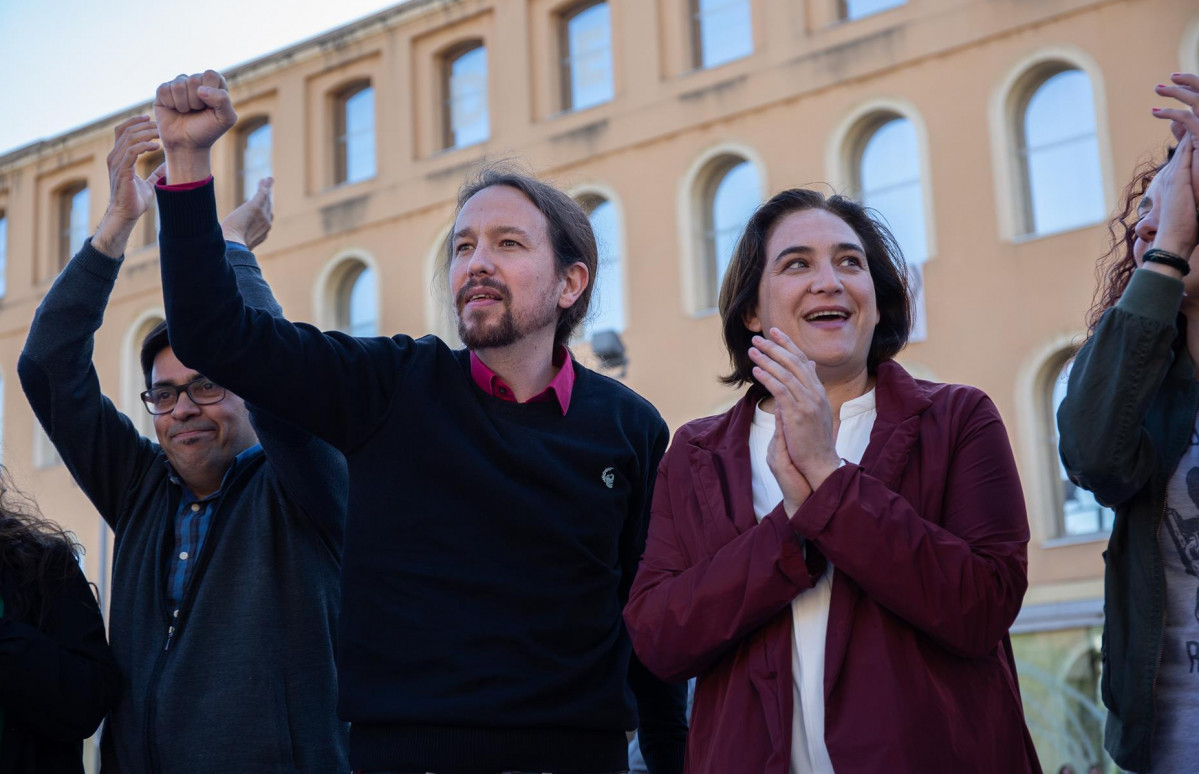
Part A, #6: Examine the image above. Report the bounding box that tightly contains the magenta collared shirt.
[469,346,575,415]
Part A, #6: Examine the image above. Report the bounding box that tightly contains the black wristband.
[1143,248,1191,277]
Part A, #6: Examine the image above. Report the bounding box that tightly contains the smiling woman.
[625,188,1041,773]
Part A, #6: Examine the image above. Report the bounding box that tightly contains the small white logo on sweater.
[601,467,616,489]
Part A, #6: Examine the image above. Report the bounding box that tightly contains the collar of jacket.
[683,360,933,529]
[679,360,935,704]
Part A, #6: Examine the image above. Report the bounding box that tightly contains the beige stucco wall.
[1,0,1195,612]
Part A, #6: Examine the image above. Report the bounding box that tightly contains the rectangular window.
[842,0,905,20]
[561,2,614,112]
[336,84,376,185]
[239,120,273,203]
[141,153,164,247]
[691,0,753,69]
[445,45,490,149]
[59,184,89,270]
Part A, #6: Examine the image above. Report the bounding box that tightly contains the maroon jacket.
[625,362,1040,773]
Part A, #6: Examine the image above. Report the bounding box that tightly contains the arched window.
[329,259,378,337]
[1019,68,1105,236]
[59,182,89,270]
[691,0,753,69]
[238,118,273,203]
[561,1,614,111]
[334,82,376,185]
[126,314,165,440]
[445,44,489,149]
[856,115,929,340]
[579,194,625,335]
[701,157,760,310]
[1051,357,1114,536]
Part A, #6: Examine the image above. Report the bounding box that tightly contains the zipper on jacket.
[142,457,259,774]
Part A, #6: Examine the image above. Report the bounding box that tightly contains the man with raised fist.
[151,70,686,774]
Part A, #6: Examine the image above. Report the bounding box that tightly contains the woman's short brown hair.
[718,188,914,392]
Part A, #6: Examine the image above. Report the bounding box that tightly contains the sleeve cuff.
[157,175,214,191]
[74,239,124,282]
[1116,267,1185,324]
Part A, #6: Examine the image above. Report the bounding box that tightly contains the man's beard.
[455,280,560,349]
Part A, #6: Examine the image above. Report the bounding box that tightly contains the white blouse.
[747,389,877,774]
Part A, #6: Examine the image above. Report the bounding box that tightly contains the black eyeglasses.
[141,377,227,415]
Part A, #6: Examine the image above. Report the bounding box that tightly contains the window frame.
[57,181,89,271]
[236,116,273,204]
[333,80,376,186]
[441,41,490,151]
[559,0,615,113]
[689,0,754,70]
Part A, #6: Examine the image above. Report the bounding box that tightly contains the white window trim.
[313,250,381,334]
[1012,331,1091,545]
[1181,13,1199,74]
[569,181,629,337]
[121,309,167,440]
[676,142,768,317]
[424,225,462,347]
[988,46,1114,243]
[824,96,938,263]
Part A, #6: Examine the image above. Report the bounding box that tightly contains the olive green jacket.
[1058,268,1198,773]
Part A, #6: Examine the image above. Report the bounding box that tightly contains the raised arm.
[221,177,348,545]
[155,70,408,451]
[1061,121,1199,506]
[18,117,165,528]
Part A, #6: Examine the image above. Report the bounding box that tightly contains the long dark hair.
[0,467,83,627]
[719,188,914,394]
[1086,145,1177,334]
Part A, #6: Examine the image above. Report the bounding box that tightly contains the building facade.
[2,0,1197,769]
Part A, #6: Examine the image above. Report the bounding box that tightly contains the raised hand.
[766,407,813,517]
[749,328,842,493]
[1151,132,1198,265]
[1154,73,1199,142]
[154,70,237,183]
[92,117,164,258]
[221,177,275,250]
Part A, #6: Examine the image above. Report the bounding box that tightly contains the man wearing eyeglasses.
[18,117,349,772]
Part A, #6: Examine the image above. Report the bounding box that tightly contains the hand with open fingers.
[1152,132,1199,262]
[221,177,275,250]
[1154,73,1199,141]
[153,70,237,153]
[767,408,814,516]
[748,328,842,490]
[104,116,162,224]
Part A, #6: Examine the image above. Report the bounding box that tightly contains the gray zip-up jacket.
[1058,267,1198,773]
[18,241,349,773]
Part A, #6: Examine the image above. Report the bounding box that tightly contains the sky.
[0,0,409,156]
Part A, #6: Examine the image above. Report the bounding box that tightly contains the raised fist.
[154,70,237,153]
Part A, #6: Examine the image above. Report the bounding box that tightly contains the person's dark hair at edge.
[1086,144,1178,336]
[139,320,171,390]
[718,188,914,395]
[450,164,599,349]
[0,466,84,627]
